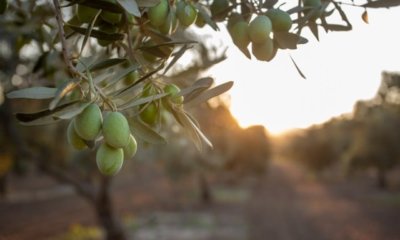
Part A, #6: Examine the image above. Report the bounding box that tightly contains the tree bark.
[95,176,128,240]
[198,171,212,205]
[377,168,387,189]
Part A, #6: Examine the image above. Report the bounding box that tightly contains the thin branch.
[52,0,87,81]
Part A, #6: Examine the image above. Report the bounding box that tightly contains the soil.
[0,161,399,240]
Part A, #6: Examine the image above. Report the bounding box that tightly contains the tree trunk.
[377,168,387,189]
[198,171,212,205]
[95,176,128,240]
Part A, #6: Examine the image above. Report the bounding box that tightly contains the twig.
[52,0,87,81]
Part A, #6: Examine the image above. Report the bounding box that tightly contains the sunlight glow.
[208,7,400,135]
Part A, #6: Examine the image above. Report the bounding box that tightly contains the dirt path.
[247,161,400,240]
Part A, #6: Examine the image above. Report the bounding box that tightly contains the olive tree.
[1,0,399,239]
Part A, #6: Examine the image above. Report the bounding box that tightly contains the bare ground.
[0,161,400,240]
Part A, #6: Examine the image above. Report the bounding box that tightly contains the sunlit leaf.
[163,45,191,75]
[116,0,141,17]
[128,118,167,144]
[179,77,214,102]
[49,82,79,110]
[170,107,212,151]
[185,81,233,107]
[7,87,57,99]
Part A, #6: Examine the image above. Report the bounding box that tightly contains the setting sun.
[208,7,400,135]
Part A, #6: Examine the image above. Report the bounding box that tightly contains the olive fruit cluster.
[67,104,137,176]
[228,9,293,62]
[139,83,184,126]
[148,0,198,34]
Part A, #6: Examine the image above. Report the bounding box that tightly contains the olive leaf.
[119,92,168,111]
[184,81,233,107]
[290,54,306,80]
[116,0,141,17]
[179,77,214,102]
[363,0,400,8]
[67,24,124,41]
[7,87,57,99]
[274,32,308,49]
[128,118,167,144]
[49,82,79,110]
[90,58,128,72]
[103,64,139,90]
[52,102,92,120]
[16,101,78,125]
[170,107,212,152]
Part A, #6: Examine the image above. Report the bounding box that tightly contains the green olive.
[67,120,87,150]
[176,1,198,27]
[74,104,103,141]
[96,143,124,176]
[230,20,251,50]
[164,83,184,105]
[248,15,272,44]
[123,134,138,160]
[265,9,292,32]
[140,102,158,125]
[251,37,277,62]
[103,112,130,148]
[148,0,169,27]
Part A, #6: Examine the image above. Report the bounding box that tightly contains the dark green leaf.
[363,0,400,8]
[80,9,103,55]
[16,101,77,123]
[7,87,57,99]
[90,58,128,71]
[290,55,306,79]
[308,21,319,41]
[52,102,92,120]
[323,24,352,32]
[274,32,308,49]
[67,24,124,41]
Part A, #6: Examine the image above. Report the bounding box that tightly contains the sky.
[205,5,400,135]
